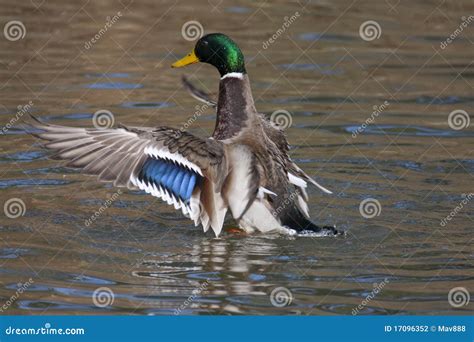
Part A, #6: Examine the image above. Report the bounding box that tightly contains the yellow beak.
[171,50,199,68]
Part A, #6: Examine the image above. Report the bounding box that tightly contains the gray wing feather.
[181,76,217,107]
[26,115,226,189]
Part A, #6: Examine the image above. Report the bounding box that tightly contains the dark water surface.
[0,0,473,315]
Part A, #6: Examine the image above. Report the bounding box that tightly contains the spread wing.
[25,114,229,235]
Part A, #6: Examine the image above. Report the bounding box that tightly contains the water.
[0,0,473,315]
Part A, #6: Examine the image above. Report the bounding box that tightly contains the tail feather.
[280,207,341,235]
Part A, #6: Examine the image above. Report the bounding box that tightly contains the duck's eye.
[197,40,209,52]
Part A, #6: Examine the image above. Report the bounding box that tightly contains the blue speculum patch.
[137,158,202,202]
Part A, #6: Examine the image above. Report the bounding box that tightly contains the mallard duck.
[26,33,341,237]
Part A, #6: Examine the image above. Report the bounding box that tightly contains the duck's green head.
[172,33,246,77]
